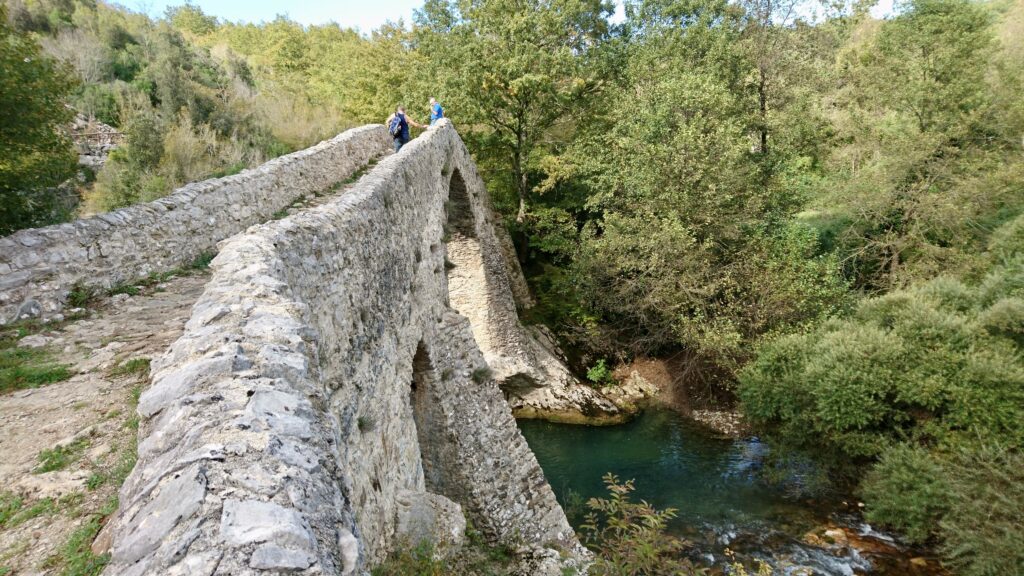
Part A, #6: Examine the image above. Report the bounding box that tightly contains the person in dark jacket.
[385,106,425,152]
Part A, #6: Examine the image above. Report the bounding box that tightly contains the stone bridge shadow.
[98,120,590,576]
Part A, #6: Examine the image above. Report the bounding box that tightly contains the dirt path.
[0,273,207,575]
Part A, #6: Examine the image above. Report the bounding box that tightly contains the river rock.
[824,527,849,547]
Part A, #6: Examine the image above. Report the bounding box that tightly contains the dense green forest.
[2,0,1022,573]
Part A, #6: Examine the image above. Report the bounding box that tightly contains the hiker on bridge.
[428,97,444,125]
[386,106,425,152]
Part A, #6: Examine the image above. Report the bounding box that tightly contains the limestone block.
[338,529,359,576]
[250,543,315,570]
[219,499,315,551]
[138,348,240,418]
[243,389,314,439]
[395,491,467,552]
[112,466,207,565]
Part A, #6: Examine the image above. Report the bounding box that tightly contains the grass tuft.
[35,439,90,474]
[43,514,110,576]
[67,284,97,308]
[0,336,72,395]
[107,358,150,379]
[105,283,139,298]
[0,493,57,529]
[357,415,375,432]
[471,367,492,384]
[0,493,24,527]
[186,251,215,271]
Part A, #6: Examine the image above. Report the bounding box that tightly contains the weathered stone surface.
[250,543,316,570]
[17,334,53,348]
[447,233,623,424]
[0,125,391,324]
[395,491,467,551]
[111,466,207,565]
[138,349,238,418]
[15,298,41,320]
[220,499,315,550]
[337,529,358,576]
[100,121,588,575]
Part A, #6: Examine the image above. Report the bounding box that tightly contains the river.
[518,407,943,575]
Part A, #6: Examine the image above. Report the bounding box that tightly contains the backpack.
[389,114,404,138]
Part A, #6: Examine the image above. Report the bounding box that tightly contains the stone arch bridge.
[0,121,622,574]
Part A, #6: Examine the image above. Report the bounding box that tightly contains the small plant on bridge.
[471,367,492,384]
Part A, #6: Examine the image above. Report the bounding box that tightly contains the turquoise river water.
[518,407,941,575]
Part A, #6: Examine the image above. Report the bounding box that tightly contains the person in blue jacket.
[428,97,445,125]
[385,106,425,152]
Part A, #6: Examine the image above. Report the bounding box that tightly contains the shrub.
[938,444,1024,576]
[585,359,615,387]
[580,473,697,576]
[158,114,229,186]
[75,84,119,126]
[739,215,1024,574]
[39,27,111,84]
[253,91,348,152]
[186,251,216,270]
[741,258,1024,465]
[572,216,848,381]
[88,108,259,212]
[85,110,165,212]
[863,443,1024,574]
[861,444,951,544]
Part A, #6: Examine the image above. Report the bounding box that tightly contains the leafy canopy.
[0,5,77,235]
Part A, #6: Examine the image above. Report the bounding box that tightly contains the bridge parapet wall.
[0,125,391,324]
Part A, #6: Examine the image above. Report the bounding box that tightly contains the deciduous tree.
[0,5,77,235]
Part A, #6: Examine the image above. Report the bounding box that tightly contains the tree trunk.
[758,66,768,154]
[513,128,528,223]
